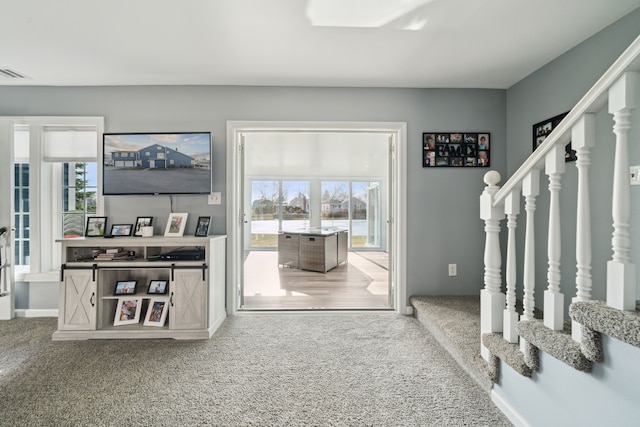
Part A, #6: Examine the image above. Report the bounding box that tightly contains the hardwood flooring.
[242,251,391,310]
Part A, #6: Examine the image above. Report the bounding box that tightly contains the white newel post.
[504,190,520,343]
[572,114,595,341]
[544,144,565,330]
[607,72,638,311]
[480,171,505,361]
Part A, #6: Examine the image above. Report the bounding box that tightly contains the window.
[62,163,98,238]
[8,118,104,279]
[14,163,29,266]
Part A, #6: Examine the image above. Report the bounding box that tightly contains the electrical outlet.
[208,192,222,205]
[448,264,457,276]
[631,166,640,186]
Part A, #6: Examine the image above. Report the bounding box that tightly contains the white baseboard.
[403,305,414,315]
[491,389,531,427]
[15,308,59,318]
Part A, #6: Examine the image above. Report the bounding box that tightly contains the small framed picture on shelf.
[114,280,138,296]
[164,213,188,237]
[143,298,169,327]
[85,216,107,237]
[113,298,142,326]
[195,216,211,237]
[110,224,133,237]
[134,216,153,237]
[147,279,168,295]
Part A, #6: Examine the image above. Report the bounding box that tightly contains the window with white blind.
[10,118,104,280]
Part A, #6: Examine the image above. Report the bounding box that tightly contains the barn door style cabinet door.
[52,235,226,341]
[58,268,97,331]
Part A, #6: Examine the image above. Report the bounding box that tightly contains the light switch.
[208,192,222,205]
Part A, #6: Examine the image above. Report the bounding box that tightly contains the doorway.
[226,121,407,314]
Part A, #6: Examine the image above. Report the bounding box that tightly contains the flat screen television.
[103,132,212,195]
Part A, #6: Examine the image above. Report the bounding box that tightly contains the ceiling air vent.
[0,67,29,79]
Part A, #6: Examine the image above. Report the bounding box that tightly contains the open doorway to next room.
[241,131,391,310]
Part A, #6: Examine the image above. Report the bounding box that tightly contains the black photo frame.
[532,112,576,162]
[147,279,168,295]
[85,216,108,237]
[113,280,138,296]
[423,132,490,167]
[195,216,211,237]
[110,224,133,237]
[134,216,153,237]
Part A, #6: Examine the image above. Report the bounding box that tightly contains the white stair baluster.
[504,190,520,343]
[522,170,540,323]
[480,171,506,361]
[544,144,565,330]
[521,170,540,353]
[571,114,595,341]
[607,72,638,311]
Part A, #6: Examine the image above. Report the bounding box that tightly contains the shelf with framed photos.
[52,235,227,341]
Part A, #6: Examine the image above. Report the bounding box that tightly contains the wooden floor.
[242,251,391,310]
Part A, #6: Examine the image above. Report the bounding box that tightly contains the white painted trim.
[23,271,60,283]
[404,306,414,316]
[491,389,532,427]
[15,308,58,318]
[226,120,407,315]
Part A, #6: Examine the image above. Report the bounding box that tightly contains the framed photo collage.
[423,132,490,167]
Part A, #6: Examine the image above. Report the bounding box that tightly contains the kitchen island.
[278,228,348,273]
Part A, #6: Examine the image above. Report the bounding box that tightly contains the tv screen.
[103,132,212,195]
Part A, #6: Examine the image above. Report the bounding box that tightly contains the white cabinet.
[52,235,226,341]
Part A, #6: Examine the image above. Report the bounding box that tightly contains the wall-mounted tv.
[103,132,211,195]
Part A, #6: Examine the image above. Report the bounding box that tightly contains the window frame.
[7,117,105,283]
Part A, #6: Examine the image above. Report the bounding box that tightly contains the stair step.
[482,333,532,377]
[517,320,592,372]
[570,300,640,349]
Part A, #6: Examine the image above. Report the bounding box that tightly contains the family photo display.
[423,132,490,167]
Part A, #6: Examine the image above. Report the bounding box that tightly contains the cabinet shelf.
[53,235,227,341]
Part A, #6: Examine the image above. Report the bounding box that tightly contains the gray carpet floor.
[0,314,511,426]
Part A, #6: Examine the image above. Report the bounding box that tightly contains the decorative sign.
[423,133,490,167]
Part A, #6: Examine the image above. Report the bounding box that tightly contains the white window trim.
[7,117,105,284]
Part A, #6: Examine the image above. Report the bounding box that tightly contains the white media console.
[52,235,226,341]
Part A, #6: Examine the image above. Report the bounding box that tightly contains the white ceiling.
[1,0,639,89]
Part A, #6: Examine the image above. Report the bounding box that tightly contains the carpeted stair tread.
[410,295,493,392]
[482,332,532,377]
[570,300,640,348]
[517,319,593,372]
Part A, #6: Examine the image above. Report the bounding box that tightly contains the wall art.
[532,112,576,162]
[423,132,490,167]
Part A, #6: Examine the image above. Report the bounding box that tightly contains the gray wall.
[500,9,640,425]
[0,86,506,309]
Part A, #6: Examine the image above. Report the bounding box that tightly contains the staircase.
[479,35,640,425]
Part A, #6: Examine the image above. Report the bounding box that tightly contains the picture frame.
[164,213,188,237]
[143,298,169,327]
[133,216,153,237]
[113,298,142,326]
[195,216,211,237]
[110,224,133,237]
[422,132,490,167]
[532,112,576,162]
[113,280,138,296]
[85,216,107,237]
[147,279,168,295]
